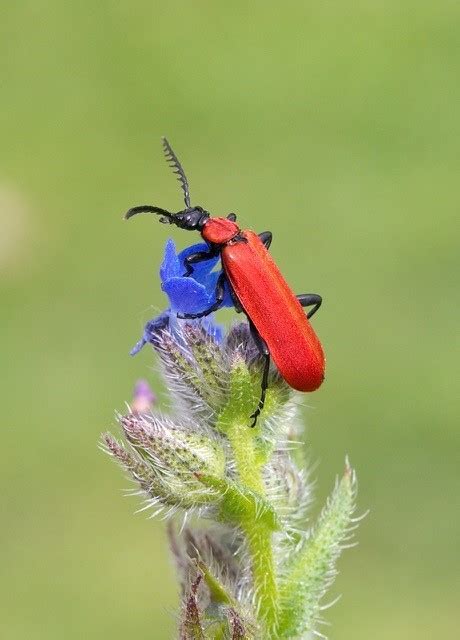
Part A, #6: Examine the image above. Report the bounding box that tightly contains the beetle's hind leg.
[248,320,270,428]
[258,231,273,249]
[228,283,244,313]
[297,293,322,319]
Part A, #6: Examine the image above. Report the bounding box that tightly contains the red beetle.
[126,138,325,426]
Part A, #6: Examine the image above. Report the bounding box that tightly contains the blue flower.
[130,239,233,355]
[160,239,233,314]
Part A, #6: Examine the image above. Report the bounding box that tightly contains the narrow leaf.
[277,462,357,637]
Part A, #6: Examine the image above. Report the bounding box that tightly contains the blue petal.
[158,240,235,317]
[201,317,224,343]
[162,277,214,314]
[130,311,170,355]
[160,239,181,281]
[130,336,147,356]
[131,309,225,356]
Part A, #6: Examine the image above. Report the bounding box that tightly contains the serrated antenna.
[162,137,191,208]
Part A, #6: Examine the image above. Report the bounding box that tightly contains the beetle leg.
[182,248,219,276]
[258,231,273,249]
[248,320,270,428]
[177,271,227,319]
[228,282,244,313]
[226,213,237,222]
[297,293,322,319]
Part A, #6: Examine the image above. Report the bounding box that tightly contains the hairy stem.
[226,419,279,634]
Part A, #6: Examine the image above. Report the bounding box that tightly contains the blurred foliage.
[0,2,458,639]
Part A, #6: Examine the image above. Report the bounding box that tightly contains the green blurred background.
[1,2,458,638]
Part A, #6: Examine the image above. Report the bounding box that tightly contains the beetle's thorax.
[201,217,240,245]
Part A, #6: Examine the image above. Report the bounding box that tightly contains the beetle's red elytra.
[221,229,325,392]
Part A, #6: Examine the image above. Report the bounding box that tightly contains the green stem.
[226,420,279,634]
[243,521,278,633]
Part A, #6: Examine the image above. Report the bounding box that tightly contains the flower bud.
[120,413,226,509]
[131,379,156,414]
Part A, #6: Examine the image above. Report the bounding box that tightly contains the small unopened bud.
[131,379,156,414]
[180,573,205,639]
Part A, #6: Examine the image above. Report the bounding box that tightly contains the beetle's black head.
[163,206,211,230]
[170,206,209,230]
[124,138,212,232]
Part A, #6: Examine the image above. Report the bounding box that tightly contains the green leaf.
[196,559,235,606]
[277,461,357,638]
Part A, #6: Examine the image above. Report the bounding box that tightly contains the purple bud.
[132,379,156,414]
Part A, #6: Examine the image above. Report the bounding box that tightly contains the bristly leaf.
[277,461,358,638]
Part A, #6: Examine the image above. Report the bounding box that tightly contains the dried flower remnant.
[103,240,359,639]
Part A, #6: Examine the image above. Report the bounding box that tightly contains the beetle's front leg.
[177,272,227,319]
[297,293,322,319]
[183,248,218,276]
[248,320,270,428]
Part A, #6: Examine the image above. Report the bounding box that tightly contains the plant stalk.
[226,420,279,634]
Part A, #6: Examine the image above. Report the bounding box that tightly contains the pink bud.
[132,379,156,414]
